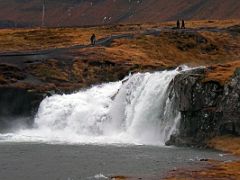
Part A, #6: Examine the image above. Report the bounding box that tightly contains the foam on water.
[0,68,188,145]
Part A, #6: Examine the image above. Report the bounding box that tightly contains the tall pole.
[42,0,46,27]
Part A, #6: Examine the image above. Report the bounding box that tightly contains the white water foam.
[0,68,187,145]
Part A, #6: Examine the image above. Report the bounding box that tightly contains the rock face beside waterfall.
[0,88,44,131]
[167,67,240,146]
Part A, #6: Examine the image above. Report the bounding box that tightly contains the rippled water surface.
[0,143,235,180]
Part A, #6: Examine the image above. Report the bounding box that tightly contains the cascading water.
[0,68,185,145]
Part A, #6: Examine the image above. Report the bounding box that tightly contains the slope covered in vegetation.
[0,0,239,27]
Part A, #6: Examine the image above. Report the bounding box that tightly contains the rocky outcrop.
[166,67,240,146]
[0,87,44,132]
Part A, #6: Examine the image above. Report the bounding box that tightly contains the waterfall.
[0,68,185,145]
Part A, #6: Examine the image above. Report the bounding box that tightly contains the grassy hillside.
[0,20,240,92]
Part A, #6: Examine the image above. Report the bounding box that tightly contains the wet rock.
[227,25,240,34]
[234,67,240,76]
[199,158,209,161]
[0,64,26,83]
[168,68,240,146]
[0,87,44,131]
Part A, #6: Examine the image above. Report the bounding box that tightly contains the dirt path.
[0,26,229,60]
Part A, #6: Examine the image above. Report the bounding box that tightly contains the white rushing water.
[0,68,186,145]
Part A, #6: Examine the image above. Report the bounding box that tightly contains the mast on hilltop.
[41,0,46,27]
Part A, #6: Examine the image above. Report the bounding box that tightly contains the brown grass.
[165,136,240,180]
[0,27,112,53]
[27,59,69,82]
[160,19,240,29]
[165,160,240,180]
[204,61,240,85]
[0,23,153,53]
[1,20,240,91]
[101,29,240,69]
[208,136,240,155]
[0,19,239,53]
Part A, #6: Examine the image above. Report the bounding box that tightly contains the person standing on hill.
[177,20,180,29]
[181,20,185,29]
[90,34,96,46]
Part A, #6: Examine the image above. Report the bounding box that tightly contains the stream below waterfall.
[0,143,236,180]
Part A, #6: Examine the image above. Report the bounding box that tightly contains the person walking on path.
[90,34,96,46]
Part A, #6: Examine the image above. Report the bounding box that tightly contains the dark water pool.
[0,143,237,180]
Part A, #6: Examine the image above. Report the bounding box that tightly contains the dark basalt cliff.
[167,67,240,146]
[0,88,44,131]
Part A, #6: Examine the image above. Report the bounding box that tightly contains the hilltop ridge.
[0,0,240,27]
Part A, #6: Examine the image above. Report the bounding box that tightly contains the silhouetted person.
[181,20,185,29]
[176,20,180,29]
[90,34,96,46]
